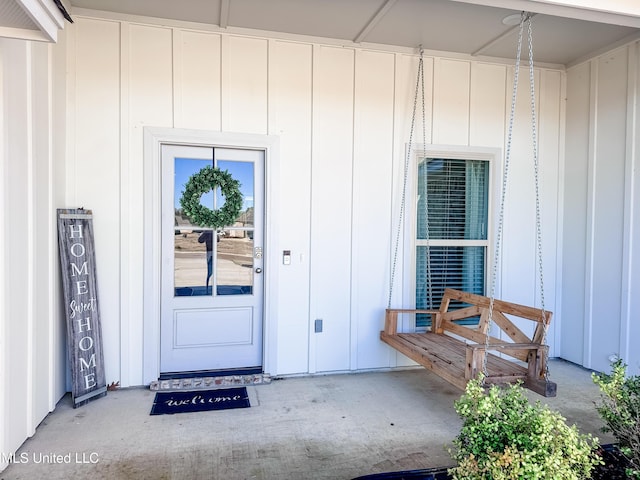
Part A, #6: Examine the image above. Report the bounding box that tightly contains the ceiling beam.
[353,0,398,44]
[447,0,640,28]
[14,0,66,41]
[219,0,230,28]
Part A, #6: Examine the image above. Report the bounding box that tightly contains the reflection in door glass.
[173,156,256,297]
[217,160,255,227]
[174,157,215,296]
[215,159,255,295]
[216,236,253,295]
[174,230,215,296]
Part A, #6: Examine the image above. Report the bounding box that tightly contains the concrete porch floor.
[1,359,613,480]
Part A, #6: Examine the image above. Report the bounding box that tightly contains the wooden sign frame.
[57,209,107,407]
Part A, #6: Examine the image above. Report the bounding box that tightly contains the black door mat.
[150,387,250,415]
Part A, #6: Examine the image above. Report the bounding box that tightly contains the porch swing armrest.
[383,309,439,335]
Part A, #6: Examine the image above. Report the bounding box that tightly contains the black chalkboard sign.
[57,209,107,407]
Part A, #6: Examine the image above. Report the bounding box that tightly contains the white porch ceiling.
[65,0,640,66]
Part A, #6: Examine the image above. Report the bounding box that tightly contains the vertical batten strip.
[66,17,77,206]
[554,69,568,356]
[119,21,130,386]
[620,43,638,362]
[266,39,273,136]
[632,42,640,375]
[172,28,182,129]
[265,38,277,373]
[46,41,57,411]
[51,24,66,407]
[0,39,7,474]
[307,43,319,375]
[349,49,357,371]
[25,40,35,436]
[220,34,229,132]
[583,59,598,369]
[218,34,223,130]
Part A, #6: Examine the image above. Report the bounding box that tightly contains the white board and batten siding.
[350,50,395,370]
[269,41,313,375]
[310,45,355,373]
[174,30,221,131]
[564,43,640,375]
[71,18,122,388]
[65,14,565,385]
[0,38,63,471]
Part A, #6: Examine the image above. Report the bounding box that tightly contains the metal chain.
[484,13,549,383]
[420,50,434,312]
[483,12,526,378]
[527,16,550,381]
[388,48,425,309]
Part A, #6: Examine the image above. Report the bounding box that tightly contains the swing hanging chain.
[388,48,425,309]
[484,13,550,382]
[527,16,551,381]
[420,49,435,312]
[528,18,544,315]
[483,12,527,378]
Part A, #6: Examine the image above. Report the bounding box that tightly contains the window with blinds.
[415,157,489,327]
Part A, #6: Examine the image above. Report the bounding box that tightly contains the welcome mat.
[150,387,250,415]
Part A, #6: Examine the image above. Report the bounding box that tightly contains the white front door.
[160,144,264,374]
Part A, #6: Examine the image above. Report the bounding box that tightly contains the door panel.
[173,307,253,347]
[161,144,264,373]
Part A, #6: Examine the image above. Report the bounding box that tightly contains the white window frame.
[404,145,501,331]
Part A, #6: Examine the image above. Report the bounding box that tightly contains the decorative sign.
[57,209,107,407]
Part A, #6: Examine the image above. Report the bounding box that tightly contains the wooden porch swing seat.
[381,288,557,397]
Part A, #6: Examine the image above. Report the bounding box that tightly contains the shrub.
[448,376,601,480]
[592,359,640,479]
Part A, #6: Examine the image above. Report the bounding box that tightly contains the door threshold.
[158,367,263,380]
[150,369,270,391]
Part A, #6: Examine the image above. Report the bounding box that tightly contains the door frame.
[142,127,280,384]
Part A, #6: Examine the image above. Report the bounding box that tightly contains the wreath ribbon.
[180,166,243,229]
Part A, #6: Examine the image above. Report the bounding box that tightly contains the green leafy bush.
[592,359,640,479]
[448,376,601,480]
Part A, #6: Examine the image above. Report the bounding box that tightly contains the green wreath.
[179,166,244,229]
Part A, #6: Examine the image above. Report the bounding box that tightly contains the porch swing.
[380,12,557,397]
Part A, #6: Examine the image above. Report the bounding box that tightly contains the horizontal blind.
[416,245,485,307]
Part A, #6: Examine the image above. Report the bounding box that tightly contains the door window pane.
[215,159,255,295]
[216,235,253,295]
[173,155,256,297]
[217,159,255,228]
[174,157,214,296]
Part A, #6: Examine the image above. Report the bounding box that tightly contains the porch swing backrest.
[381,288,557,397]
